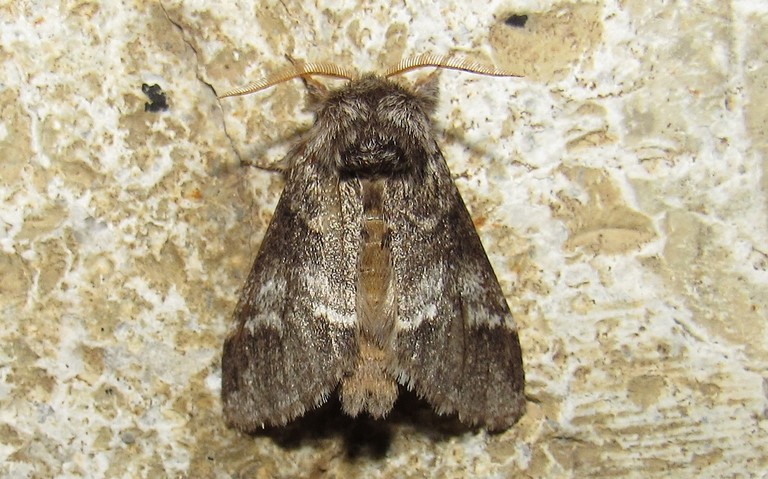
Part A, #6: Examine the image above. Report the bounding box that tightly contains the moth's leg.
[413,69,441,98]
[299,74,329,104]
[286,55,331,104]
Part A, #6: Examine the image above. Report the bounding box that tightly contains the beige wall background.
[1,1,766,477]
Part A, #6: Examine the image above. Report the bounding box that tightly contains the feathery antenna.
[219,54,519,98]
[384,53,520,78]
[218,62,355,98]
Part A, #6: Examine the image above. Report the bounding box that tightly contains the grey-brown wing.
[386,149,525,431]
[222,161,361,431]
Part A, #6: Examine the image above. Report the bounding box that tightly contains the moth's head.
[219,54,520,177]
[312,74,439,179]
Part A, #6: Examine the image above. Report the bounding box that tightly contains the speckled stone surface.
[1,1,766,478]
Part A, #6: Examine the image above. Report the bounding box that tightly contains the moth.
[220,54,525,432]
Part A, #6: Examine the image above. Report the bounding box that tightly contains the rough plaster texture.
[1,1,766,478]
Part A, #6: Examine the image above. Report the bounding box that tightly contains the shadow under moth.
[220,54,525,432]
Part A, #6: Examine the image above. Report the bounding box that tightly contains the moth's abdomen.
[358,179,392,332]
[339,178,398,418]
